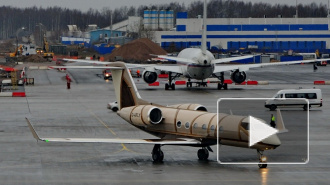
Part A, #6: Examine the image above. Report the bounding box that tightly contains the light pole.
[15,27,26,57]
[36,23,45,48]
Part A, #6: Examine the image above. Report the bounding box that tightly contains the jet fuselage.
[117,105,281,151]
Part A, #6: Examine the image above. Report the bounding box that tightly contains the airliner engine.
[142,70,158,84]
[230,70,246,84]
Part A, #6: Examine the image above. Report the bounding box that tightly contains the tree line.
[0,0,328,40]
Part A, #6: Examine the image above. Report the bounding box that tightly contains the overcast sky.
[0,0,326,12]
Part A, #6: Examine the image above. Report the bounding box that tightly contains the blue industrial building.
[61,29,125,54]
[154,14,330,53]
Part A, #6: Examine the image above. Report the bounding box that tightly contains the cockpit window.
[241,122,249,130]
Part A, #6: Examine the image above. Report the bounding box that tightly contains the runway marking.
[68,90,138,154]
[90,112,138,154]
[113,144,139,154]
[91,112,117,136]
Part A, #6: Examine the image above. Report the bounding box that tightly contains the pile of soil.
[22,55,48,63]
[105,38,167,62]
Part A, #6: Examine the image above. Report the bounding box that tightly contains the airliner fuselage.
[177,48,215,80]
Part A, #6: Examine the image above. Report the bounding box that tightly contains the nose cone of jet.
[262,134,281,148]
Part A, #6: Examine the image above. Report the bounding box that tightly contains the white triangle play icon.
[249,116,278,147]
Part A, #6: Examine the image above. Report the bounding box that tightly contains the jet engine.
[168,104,207,112]
[118,105,163,127]
[148,107,163,125]
[230,70,246,84]
[142,70,158,84]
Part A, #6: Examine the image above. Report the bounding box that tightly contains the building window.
[210,125,215,131]
[202,124,207,130]
[193,123,198,128]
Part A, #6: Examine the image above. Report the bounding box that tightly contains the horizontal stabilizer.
[25,118,201,145]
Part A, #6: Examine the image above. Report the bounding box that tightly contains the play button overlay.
[217,98,309,165]
[249,116,278,147]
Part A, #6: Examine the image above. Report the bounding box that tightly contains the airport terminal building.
[154,13,330,53]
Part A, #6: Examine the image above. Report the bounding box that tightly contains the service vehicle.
[317,54,329,66]
[107,101,118,112]
[265,89,322,111]
[103,69,112,80]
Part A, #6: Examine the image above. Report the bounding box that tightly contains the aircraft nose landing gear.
[257,150,268,168]
[152,144,164,162]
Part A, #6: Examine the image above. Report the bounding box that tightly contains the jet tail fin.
[201,0,207,54]
[109,62,151,110]
[276,109,288,133]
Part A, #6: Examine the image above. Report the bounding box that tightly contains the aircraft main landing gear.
[257,150,267,168]
[217,83,228,90]
[165,83,175,90]
[214,72,228,90]
[197,147,209,160]
[165,72,180,90]
[152,144,164,162]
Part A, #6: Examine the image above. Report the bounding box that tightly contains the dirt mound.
[105,38,167,62]
[22,55,48,63]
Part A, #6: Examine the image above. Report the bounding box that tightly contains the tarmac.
[0,63,330,184]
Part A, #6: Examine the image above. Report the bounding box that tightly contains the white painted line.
[38,66,49,70]
[29,66,38,70]
[0,92,13,97]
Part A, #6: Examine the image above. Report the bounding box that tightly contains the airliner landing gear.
[152,144,164,162]
[165,72,180,90]
[213,72,228,90]
[217,83,228,90]
[257,150,267,168]
[197,147,209,160]
[186,78,192,87]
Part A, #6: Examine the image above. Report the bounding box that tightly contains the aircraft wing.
[153,65,182,74]
[26,118,200,145]
[211,55,254,64]
[50,64,182,74]
[49,66,124,69]
[213,59,320,73]
[62,58,112,65]
[61,59,156,69]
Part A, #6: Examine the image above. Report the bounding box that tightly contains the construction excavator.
[36,36,54,61]
[5,45,23,62]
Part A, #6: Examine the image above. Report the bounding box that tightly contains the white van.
[265,89,322,111]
